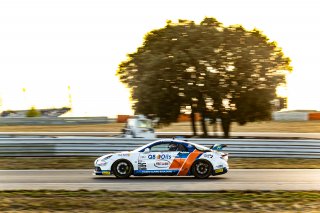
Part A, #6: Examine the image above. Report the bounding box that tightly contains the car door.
[168,143,189,171]
[138,142,180,175]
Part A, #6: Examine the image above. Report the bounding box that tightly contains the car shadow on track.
[93,176,227,182]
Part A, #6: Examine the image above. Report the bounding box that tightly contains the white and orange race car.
[94,139,228,179]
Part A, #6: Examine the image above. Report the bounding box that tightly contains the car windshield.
[132,141,155,152]
[133,141,211,152]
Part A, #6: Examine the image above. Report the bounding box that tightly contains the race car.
[94,139,228,179]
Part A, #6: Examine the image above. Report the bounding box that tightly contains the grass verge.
[1,157,320,170]
[0,190,320,212]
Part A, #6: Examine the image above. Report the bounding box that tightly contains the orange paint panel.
[169,158,184,169]
[178,150,202,176]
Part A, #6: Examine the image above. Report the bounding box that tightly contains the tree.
[26,106,41,117]
[117,17,291,137]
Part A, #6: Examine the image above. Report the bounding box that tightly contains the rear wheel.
[192,160,212,179]
[112,159,133,179]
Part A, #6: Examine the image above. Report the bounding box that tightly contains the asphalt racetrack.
[1,169,320,191]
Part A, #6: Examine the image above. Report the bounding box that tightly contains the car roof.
[154,139,188,143]
[132,139,189,152]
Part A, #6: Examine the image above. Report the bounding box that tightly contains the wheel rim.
[195,162,209,175]
[117,162,129,175]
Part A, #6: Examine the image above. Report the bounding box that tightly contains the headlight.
[97,161,107,166]
[96,155,113,166]
[102,155,113,161]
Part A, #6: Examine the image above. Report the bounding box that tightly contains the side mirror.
[143,148,150,154]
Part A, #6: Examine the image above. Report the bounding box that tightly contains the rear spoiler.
[210,144,227,151]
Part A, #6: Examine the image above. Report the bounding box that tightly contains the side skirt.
[133,169,180,176]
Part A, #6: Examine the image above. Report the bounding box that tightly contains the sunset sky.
[0,0,319,117]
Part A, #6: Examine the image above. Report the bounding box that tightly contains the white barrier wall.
[272,111,309,121]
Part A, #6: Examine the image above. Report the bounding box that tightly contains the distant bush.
[26,107,41,117]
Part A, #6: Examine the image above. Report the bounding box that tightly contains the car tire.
[192,160,212,179]
[112,159,133,179]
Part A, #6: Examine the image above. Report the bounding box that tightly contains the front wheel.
[192,160,212,179]
[112,160,133,179]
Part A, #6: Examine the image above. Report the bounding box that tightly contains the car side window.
[177,144,188,152]
[149,143,170,152]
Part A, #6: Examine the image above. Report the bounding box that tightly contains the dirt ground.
[0,120,320,132]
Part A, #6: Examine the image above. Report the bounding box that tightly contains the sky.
[0,0,319,117]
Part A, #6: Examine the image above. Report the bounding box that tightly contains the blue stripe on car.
[134,170,179,175]
[176,152,190,159]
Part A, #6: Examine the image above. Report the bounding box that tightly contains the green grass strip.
[0,190,320,212]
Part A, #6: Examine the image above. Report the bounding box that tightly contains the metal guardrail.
[1,138,320,158]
